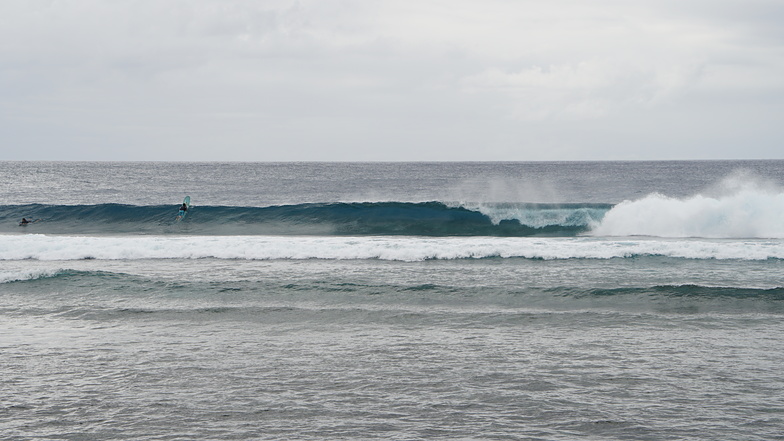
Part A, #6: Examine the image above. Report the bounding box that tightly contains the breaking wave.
[0,202,609,237]
[3,180,783,239]
[592,180,784,238]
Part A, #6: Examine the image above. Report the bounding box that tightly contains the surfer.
[176,200,189,221]
[19,218,40,226]
[176,196,190,222]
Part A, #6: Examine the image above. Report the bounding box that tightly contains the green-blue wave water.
[1,201,610,236]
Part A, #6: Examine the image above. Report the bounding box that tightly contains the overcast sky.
[2,0,783,161]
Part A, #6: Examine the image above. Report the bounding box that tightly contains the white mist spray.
[591,171,784,238]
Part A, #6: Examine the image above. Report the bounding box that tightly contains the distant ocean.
[2,161,783,440]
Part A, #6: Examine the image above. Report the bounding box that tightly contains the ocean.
[1,160,783,440]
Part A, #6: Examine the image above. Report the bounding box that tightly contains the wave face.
[0,202,610,236]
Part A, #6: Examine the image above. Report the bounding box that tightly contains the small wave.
[561,285,784,314]
[0,268,133,284]
[571,285,784,300]
[0,268,74,284]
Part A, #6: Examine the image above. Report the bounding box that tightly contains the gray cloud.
[1,0,783,160]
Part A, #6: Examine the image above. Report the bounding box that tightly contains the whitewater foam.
[457,202,609,228]
[592,187,784,238]
[0,267,65,284]
[2,234,783,262]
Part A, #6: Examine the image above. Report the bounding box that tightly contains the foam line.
[2,234,783,262]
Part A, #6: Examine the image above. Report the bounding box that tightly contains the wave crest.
[0,268,68,284]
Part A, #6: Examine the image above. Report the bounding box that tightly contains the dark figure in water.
[180,203,188,212]
[20,218,31,225]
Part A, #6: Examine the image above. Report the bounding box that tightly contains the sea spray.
[592,186,784,238]
[458,202,609,228]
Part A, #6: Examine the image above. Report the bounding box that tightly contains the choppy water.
[2,161,784,440]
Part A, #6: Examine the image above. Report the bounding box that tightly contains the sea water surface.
[1,161,784,440]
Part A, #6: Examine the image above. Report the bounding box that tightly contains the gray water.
[2,161,784,440]
[3,160,783,205]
